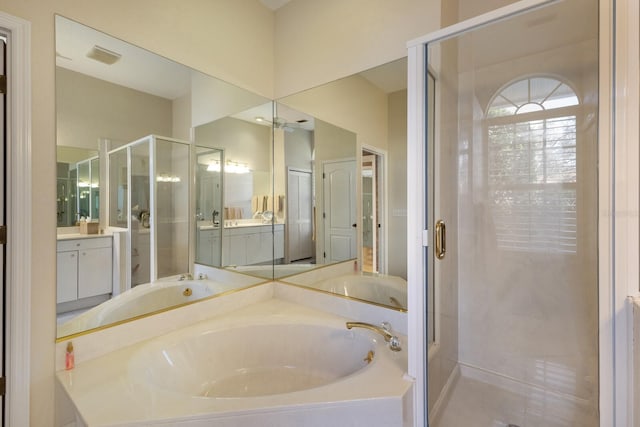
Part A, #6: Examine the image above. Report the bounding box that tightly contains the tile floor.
[433,375,598,427]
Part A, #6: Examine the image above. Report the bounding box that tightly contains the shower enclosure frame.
[406,0,625,425]
[107,135,192,290]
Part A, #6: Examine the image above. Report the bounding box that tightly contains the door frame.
[285,167,313,263]
[359,144,388,274]
[0,11,31,427]
[406,0,618,426]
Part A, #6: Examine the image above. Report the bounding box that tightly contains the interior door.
[322,159,356,263]
[286,168,313,262]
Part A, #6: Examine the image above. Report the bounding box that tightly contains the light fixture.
[224,160,250,174]
[207,161,221,172]
[156,174,181,183]
[86,45,122,65]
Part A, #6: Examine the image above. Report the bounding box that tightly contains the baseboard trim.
[429,364,460,425]
[458,362,594,409]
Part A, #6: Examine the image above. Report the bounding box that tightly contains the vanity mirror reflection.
[55,15,409,340]
[55,15,273,339]
[272,58,409,309]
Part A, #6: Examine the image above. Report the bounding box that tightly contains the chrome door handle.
[435,220,446,260]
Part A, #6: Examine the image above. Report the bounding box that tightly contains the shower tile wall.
[454,18,599,411]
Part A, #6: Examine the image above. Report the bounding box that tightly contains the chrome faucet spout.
[346,321,402,352]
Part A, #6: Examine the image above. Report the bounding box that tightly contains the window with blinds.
[486,77,579,253]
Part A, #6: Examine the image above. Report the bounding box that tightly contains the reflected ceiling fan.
[255,116,309,132]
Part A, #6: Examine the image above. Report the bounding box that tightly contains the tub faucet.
[178,273,193,281]
[346,321,402,352]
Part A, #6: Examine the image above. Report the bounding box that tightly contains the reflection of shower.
[56,164,78,226]
[107,135,190,288]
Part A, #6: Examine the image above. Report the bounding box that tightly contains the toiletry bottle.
[65,342,75,370]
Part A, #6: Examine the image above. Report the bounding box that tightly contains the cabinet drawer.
[57,236,112,252]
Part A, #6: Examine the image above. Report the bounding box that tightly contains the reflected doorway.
[286,168,314,263]
[361,148,385,273]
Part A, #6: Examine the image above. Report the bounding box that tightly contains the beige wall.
[194,117,271,174]
[387,90,407,279]
[56,67,173,150]
[279,74,388,151]
[274,0,441,97]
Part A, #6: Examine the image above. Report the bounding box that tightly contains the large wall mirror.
[55,16,273,338]
[55,15,408,340]
[273,59,408,308]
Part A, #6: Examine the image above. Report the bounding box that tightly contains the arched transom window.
[486,76,579,253]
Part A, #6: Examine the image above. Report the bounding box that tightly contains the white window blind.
[486,77,578,253]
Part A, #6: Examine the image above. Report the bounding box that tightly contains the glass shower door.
[154,137,190,278]
[423,0,599,425]
[130,142,151,286]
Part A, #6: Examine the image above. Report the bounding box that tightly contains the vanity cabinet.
[57,236,113,305]
[223,224,284,266]
[196,228,221,266]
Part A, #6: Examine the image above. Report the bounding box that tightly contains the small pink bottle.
[65,342,75,370]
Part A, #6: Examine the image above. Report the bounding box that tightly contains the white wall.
[284,128,313,171]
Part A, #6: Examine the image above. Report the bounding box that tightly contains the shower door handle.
[435,220,446,260]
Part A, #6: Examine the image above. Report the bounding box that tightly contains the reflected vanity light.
[156,174,181,183]
[207,160,250,174]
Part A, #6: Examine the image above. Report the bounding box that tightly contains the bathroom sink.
[129,323,375,398]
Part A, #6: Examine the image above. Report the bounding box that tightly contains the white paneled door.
[322,159,356,263]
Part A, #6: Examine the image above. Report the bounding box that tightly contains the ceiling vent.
[86,45,122,65]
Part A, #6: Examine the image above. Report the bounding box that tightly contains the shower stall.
[108,135,190,288]
[408,0,601,425]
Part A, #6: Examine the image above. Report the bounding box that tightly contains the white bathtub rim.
[57,278,239,337]
[56,298,410,426]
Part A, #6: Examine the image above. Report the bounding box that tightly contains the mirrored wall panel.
[55,15,410,339]
[55,16,272,338]
[275,58,409,310]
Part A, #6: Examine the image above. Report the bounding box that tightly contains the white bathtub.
[312,273,408,310]
[58,279,239,337]
[57,299,411,426]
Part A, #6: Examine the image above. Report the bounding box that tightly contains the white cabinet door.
[274,228,285,259]
[196,229,214,265]
[246,232,263,265]
[57,251,78,303]
[211,234,221,266]
[78,247,113,298]
[227,234,247,266]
